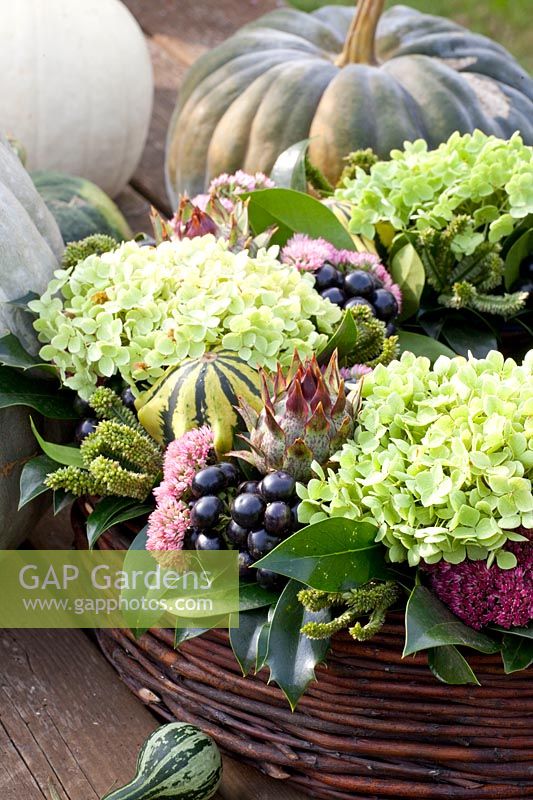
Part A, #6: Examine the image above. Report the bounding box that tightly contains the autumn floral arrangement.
[1,133,532,705]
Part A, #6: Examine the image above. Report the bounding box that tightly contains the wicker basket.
[72,500,533,800]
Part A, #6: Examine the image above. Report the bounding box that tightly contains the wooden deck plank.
[0,628,307,800]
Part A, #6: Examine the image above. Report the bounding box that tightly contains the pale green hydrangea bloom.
[30,236,341,399]
[298,349,533,568]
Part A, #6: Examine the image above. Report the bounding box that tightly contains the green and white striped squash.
[102,723,222,800]
[32,171,133,244]
[136,351,263,456]
[165,0,533,203]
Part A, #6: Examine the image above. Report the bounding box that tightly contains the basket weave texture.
[72,500,533,800]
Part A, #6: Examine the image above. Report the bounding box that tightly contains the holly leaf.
[403,586,500,656]
[504,227,533,290]
[265,579,330,709]
[230,606,271,675]
[246,188,355,250]
[254,517,388,592]
[238,582,278,611]
[0,367,76,418]
[86,496,151,549]
[427,645,479,685]
[270,140,308,192]
[0,333,57,374]
[398,331,455,361]
[317,309,359,365]
[500,634,533,673]
[389,242,426,320]
[53,490,74,515]
[30,418,84,467]
[18,454,57,509]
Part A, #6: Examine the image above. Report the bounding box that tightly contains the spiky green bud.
[88,456,154,501]
[45,466,100,496]
[337,148,379,186]
[62,234,118,269]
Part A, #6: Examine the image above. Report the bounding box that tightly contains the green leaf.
[398,331,455,362]
[239,581,278,611]
[247,188,355,250]
[230,606,271,675]
[53,490,74,515]
[18,455,57,509]
[175,627,207,647]
[0,367,76,418]
[7,291,40,311]
[256,620,271,671]
[441,316,497,358]
[30,418,84,468]
[504,227,533,290]
[500,634,533,673]
[86,496,151,549]
[254,517,388,592]
[265,579,330,709]
[492,624,533,639]
[427,645,479,685]
[122,526,150,639]
[270,140,308,193]
[317,309,359,365]
[403,586,500,656]
[0,333,57,374]
[389,243,426,320]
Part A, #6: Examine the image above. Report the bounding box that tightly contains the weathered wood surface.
[0,629,308,800]
[118,0,281,227]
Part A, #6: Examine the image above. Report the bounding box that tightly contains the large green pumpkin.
[32,171,133,244]
[0,135,64,549]
[165,0,533,204]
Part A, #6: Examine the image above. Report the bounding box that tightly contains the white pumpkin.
[0,0,153,197]
[0,135,65,549]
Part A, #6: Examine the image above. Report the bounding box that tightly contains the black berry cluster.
[315,262,398,333]
[187,467,300,591]
[73,385,139,443]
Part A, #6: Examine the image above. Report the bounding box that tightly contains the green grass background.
[385,0,532,72]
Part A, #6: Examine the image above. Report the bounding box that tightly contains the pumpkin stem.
[336,0,385,67]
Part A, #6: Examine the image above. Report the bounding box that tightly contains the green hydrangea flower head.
[298,349,533,568]
[29,236,341,399]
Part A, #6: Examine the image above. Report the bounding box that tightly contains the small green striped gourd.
[102,723,222,800]
[136,351,263,455]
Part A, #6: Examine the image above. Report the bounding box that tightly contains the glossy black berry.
[190,495,224,528]
[256,568,287,592]
[261,471,296,502]
[218,461,240,486]
[75,418,98,443]
[231,493,266,529]
[195,532,226,551]
[385,322,397,337]
[226,519,249,548]
[344,296,375,313]
[121,387,137,412]
[372,289,399,322]
[519,255,533,279]
[321,286,346,306]
[314,263,343,291]
[238,550,254,580]
[344,270,376,298]
[184,528,200,549]
[248,529,282,560]
[191,466,227,498]
[264,502,292,536]
[73,395,94,418]
[238,480,260,495]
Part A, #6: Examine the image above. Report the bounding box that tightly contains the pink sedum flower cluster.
[281,234,402,312]
[340,364,373,382]
[425,529,533,630]
[147,426,214,553]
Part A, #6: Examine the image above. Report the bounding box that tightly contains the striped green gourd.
[136,350,263,456]
[102,723,222,800]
